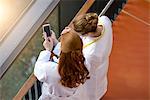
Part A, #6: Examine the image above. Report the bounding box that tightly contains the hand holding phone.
[43,24,52,37]
[43,38,54,51]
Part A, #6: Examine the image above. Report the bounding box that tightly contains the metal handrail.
[99,0,114,17]
[13,0,95,99]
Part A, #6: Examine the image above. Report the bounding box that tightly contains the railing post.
[13,73,37,100]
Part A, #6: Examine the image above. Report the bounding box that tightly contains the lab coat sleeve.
[53,42,61,56]
[34,50,51,82]
[98,15,113,57]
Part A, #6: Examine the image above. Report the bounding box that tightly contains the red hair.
[58,50,89,88]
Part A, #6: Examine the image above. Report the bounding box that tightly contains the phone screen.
[43,24,52,37]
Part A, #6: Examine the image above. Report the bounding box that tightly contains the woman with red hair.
[34,28,89,100]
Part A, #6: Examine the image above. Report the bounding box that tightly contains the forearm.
[36,50,51,63]
[34,50,51,82]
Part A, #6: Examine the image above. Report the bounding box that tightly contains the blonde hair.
[73,13,98,35]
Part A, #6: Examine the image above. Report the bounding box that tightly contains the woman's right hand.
[42,32,54,51]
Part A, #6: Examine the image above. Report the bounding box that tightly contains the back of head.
[60,31,83,53]
[58,31,89,88]
[73,12,98,35]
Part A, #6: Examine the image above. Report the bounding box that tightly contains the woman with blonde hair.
[34,28,90,100]
[72,12,113,100]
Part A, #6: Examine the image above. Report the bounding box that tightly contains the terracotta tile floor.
[103,0,149,99]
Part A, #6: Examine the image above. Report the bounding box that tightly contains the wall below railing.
[0,0,60,78]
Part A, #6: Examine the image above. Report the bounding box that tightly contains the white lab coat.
[81,16,113,100]
[34,43,89,100]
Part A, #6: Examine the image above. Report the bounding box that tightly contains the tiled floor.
[104,0,149,99]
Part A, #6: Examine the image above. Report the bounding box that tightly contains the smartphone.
[43,24,52,37]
